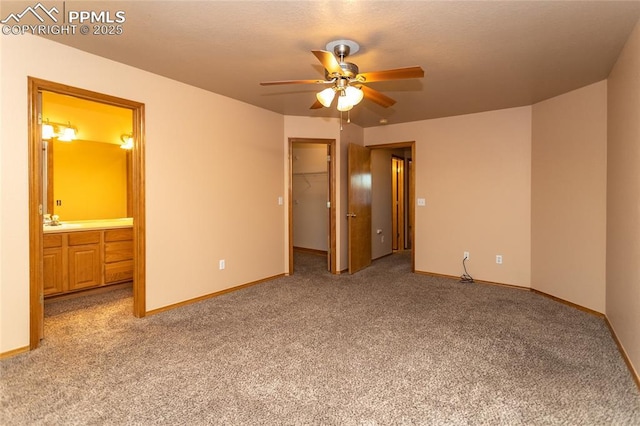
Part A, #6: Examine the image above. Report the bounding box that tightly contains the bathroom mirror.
[42,91,133,221]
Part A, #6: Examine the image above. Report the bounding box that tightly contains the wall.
[365,107,532,286]
[292,143,328,251]
[531,81,607,313]
[607,20,640,377]
[283,116,364,272]
[53,140,128,220]
[43,91,132,145]
[0,34,285,353]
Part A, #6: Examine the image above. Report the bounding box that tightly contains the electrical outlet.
[219,259,225,270]
[496,255,503,264]
[464,251,470,260]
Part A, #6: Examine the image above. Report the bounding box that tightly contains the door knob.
[346,213,356,218]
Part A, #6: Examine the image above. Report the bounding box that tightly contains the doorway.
[348,142,416,273]
[288,138,337,274]
[28,77,146,349]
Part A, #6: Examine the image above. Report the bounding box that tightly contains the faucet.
[44,214,61,226]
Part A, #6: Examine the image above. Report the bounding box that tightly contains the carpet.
[1,251,638,424]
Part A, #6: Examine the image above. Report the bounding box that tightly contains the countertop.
[43,218,133,233]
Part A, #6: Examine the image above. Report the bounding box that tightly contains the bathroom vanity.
[43,218,133,297]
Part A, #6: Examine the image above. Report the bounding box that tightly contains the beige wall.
[365,107,532,286]
[531,81,607,313]
[0,34,285,353]
[607,20,640,377]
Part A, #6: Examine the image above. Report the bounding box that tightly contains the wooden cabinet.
[42,227,133,297]
[104,228,134,284]
[68,231,102,291]
[43,234,65,295]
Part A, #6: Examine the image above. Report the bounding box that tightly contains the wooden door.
[392,157,405,251]
[348,144,372,274]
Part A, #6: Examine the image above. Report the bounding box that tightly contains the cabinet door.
[68,244,102,291]
[43,247,64,295]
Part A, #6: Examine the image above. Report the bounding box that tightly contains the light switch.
[417,198,426,206]
[278,196,283,205]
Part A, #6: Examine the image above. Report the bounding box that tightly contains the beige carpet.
[1,251,638,424]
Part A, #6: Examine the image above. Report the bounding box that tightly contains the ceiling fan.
[260,39,424,112]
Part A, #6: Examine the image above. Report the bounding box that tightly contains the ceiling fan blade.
[312,50,344,76]
[357,66,424,83]
[260,79,329,86]
[310,100,324,109]
[361,85,396,108]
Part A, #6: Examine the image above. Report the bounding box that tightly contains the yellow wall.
[52,140,128,220]
[42,91,132,145]
[607,20,640,378]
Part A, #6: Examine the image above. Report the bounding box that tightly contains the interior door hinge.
[37,113,42,125]
[38,204,43,215]
[326,201,331,208]
[327,155,331,162]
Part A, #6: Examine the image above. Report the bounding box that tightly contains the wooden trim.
[530,289,604,317]
[132,103,146,318]
[28,78,44,349]
[46,141,54,214]
[0,346,30,360]
[146,274,285,316]
[293,247,328,256]
[605,318,640,390]
[28,77,146,351]
[414,269,530,291]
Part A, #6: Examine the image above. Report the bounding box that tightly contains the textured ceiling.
[5,0,640,127]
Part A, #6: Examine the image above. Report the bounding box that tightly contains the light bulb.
[120,137,134,150]
[58,127,76,142]
[344,86,364,106]
[337,94,353,112]
[42,123,55,140]
[316,87,336,108]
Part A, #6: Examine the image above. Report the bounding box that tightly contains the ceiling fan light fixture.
[344,86,364,106]
[316,87,336,108]
[337,93,354,112]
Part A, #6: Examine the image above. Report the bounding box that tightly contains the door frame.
[367,141,416,272]
[288,138,337,274]
[28,77,146,349]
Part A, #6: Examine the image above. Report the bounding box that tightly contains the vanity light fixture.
[120,133,134,150]
[41,119,78,142]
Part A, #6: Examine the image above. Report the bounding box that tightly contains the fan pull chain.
[347,110,351,123]
[340,111,343,131]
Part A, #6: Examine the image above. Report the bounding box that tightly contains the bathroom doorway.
[28,77,146,349]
